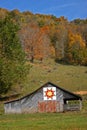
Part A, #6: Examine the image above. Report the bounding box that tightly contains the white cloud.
[42,3,77,13]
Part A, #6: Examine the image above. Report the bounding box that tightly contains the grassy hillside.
[22,59,87,95]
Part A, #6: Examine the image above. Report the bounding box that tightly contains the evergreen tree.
[0,15,29,96]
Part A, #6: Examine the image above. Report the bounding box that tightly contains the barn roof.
[4,82,82,104]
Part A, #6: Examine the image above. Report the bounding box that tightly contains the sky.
[0,0,87,21]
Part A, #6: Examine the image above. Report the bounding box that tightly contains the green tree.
[0,16,29,96]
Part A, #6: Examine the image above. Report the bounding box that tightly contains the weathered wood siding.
[4,84,64,113]
[4,82,82,113]
[4,100,21,114]
[21,89,43,113]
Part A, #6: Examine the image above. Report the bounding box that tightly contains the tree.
[19,23,51,62]
[0,15,29,96]
[64,30,87,65]
[49,24,68,61]
[19,23,39,62]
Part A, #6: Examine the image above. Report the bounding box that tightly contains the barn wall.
[21,89,63,113]
[21,89,43,113]
[56,88,63,112]
[4,85,64,113]
[4,100,21,114]
[21,86,64,113]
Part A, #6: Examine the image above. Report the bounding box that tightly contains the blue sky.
[0,0,87,21]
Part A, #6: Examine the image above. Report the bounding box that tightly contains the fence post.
[79,100,82,110]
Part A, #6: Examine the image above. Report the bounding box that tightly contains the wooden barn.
[4,82,82,114]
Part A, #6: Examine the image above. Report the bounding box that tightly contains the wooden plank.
[38,101,58,113]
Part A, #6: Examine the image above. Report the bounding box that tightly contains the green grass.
[0,112,87,130]
[23,59,87,95]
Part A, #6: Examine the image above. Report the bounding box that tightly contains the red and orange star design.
[43,87,56,100]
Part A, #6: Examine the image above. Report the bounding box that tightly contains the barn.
[4,82,82,113]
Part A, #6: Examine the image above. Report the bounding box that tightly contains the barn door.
[38,86,60,112]
[38,101,59,113]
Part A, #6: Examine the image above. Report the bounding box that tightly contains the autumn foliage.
[0,8,87,65]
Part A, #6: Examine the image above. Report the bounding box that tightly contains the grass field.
[0,112,87,130]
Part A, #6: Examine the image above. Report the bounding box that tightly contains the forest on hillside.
[0,8,87,96]
[0,8,87,65]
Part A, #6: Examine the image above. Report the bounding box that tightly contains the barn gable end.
[4,82,82,113]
